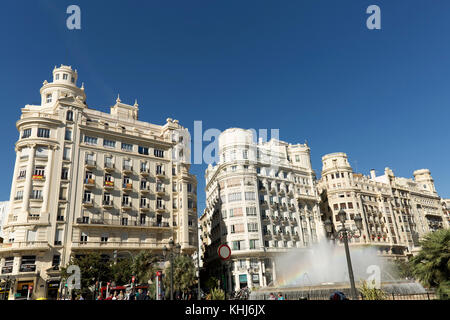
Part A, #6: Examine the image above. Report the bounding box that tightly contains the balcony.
[140,167,150,176]
[156,171,166,179]
[140,184,150,193]
[82,198,94,207]
[32,174,45,181]
[287,189,294,197]
[293,233,300,240]
[261,215,270,223]
[1,266,13,274]
[122,183,133,192]
[104,163,115,173]
[122,202,132,210]
[102,199,114,209]
[84,178,95,188]
[259,200,268,208]
[0,241,50,253]
[76,217,90,224]
[19,264,37,273]
[279,189,285,196]
[122,165,133,174]
[259,186,267,194]
[140,203,150,212]
[269,188,276,195]
[156,204,166,213]
[156,187,166,196]
[104,181,114,190]
[288,205,295,211]
[85,159,96,169]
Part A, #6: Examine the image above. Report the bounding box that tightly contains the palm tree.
[409,229,450,298]
[163,254,196,296]
[132,250,162,284]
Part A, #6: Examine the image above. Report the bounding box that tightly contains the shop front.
[46,280,60,300]
[16,281,34,300]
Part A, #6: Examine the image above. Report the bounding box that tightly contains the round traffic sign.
[218,244,231,260]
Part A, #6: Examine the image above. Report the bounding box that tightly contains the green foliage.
[205,276,219,291]
[359,280,387,300]
[209,287,225,300]
[163,254,196,295]
[132,250,161,284]
[409,229,450,294]
[61,252,112,298]
[392,258,415,279]
[436,280,450,300]
[111,258,133,285]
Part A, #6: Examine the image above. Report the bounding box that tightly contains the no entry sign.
[218,244,231,260]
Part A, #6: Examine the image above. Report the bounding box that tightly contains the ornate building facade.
[0,65,197,299]
[201,128,324,292]
[317,152,449,257]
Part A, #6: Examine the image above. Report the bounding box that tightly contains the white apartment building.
[317,152,449,257]
[201,128,324,292]
[0,202,10,240]
[0,65,197,300]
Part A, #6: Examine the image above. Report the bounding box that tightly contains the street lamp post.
[324,209,363,300]
[163,239,181,300]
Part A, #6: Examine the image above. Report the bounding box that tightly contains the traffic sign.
[218,244,231,260]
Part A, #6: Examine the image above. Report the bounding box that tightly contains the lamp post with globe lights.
[324,209,363,300]
[163,239,181,300]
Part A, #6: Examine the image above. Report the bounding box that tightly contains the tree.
[409,229,450,299]
[392,259,415,280]
[61,252,112,299]
[132,250,161,284]
[163,254,196,296]
[111,257,133,286]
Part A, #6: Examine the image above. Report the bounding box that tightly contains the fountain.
[250,241,428,299]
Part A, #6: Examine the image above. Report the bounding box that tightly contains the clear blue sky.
[0,1,449,216]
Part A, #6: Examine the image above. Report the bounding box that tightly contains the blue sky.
[0,1,449,215]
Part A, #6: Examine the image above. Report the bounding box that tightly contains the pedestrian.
[268,293,276,300]
[118,290,124,300]
[277,293,285,300]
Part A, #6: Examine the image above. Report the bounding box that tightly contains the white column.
[22,144,36,214]
[41,146,55,214]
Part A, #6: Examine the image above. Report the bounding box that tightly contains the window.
[121,143,133,151]
[18,168,26,180]
[52,255,61,269]
[22,129,31,139]
[101,234,108,242]
[55,229,63,245]
[65,129,72,141]
[66,111,73,121]
[31,189,43,200]
[228,192,242,202]
[249,239,258,249]
[246,207,257,216]
[232,241,241,251]
[63,73,68,80]
[138,146,149,155]
[27,230,36,242]
[80,232,88,242]
[61,168,69,180]
[295,155,300,162]
[37,128,50,138]
[245,192,255,200]
[46,94,52,103]
[55,74,60,80]
[63,147,71,160]
[71,77,75,83]
[15,190,24,200]
[243,150,248,159]
[103,139,115,148]
[154,149,164,158]
[248,223,258,232]
[187,184,192,193]
[84,136,97,145]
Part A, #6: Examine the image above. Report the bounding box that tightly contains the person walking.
[277,293,285,300]
[268,293,276,300]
